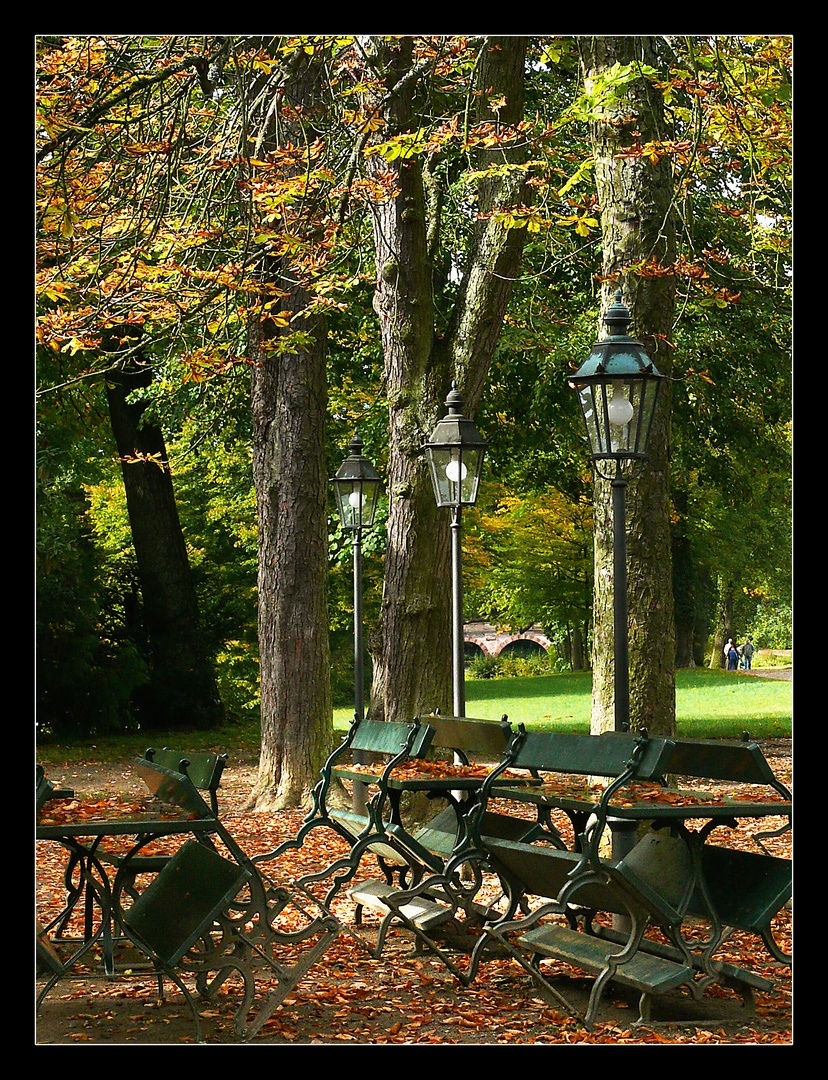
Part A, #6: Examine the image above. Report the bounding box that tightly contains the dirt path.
[741,667,792,681]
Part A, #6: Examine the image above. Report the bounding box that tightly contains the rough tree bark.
[360,36,530,723]
[247,45,333,809]
[709,575,735,670]
[577,37,677,736]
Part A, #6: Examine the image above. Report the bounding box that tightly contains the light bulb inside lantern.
[445,458,468,483]
[348,488,364,510]
[607,392,634,427]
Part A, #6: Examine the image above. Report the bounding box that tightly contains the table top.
[36,793,217,840]
[490,777,792,821]
[332,760,537,793]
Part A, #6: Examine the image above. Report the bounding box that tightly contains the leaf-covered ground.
[35,742,792,1046]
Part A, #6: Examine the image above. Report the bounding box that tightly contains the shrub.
[468,654,502,679]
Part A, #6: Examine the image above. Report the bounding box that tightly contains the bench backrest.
[503,729,789,795]
[132,758,216,820]
[425,715,512,761]
[122,839,250,967]
[652,738,787,790]
[506,730,670,780]
[348,718,435,759]
[36,764,74,814]
[143,748,227,814]
[483,830,693,924]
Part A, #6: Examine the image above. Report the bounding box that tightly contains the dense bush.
[749,601,792,651]
[467,652,568,680]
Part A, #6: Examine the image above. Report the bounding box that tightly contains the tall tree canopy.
[36,35,791,802]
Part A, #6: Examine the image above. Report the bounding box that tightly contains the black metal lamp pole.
[425,383,487,718]
[331,433,382,813]
[569,290,664,733]
[570,291,664,878]
[612,471,630,734]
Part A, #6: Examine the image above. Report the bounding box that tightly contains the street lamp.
[331,433,382,813]
[425,383,487,718]
[569,290,665,734]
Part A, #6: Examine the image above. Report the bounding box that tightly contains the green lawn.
[335,667,793,740]
[38,667,791,766]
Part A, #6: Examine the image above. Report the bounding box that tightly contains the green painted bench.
[121,838,252,1041]
[124,758,340,1041]
[374,727,665,983]
[330,715,546,884]
[377,728,791,1025]
[94,747,228,914]
[255,714,548,954]
[38,757,339,1041]
[328,716,552,961]
[476,730,791,1026]
[36,763,74,814]
[252,717,436,875]
[482,831,777,1027]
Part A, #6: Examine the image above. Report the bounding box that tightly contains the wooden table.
[37,798,220,981]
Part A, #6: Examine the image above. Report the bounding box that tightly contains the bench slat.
[122,840,250,967]
[349,720,434,758]
[349,879,453,931]
[691,845,792,931]
[518,924,694,996]
[427,716,511,759]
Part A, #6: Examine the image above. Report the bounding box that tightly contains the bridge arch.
[463,621,553,659]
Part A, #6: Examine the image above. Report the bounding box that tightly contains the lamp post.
[569,290,665,734]
[425,383,487,718]
[331,433,382,813]
[569,289,665,884]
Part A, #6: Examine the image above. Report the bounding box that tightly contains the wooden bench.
[255,714,545,956]
[473,729,791,1026]
[97,747,227,895]
[251,717,436,881]
[329,716,558,961]
[482,831,776,1027]
[121,758,340,1040]
[319,718,509,914]
[373,727,662,982]
[37,757,339,1041]
[36,763,74,814]
[143,747,227,815]
[376,728,790,1023]
[330,715,544,882]
[120,838,252,1041]
[687,843,792,964]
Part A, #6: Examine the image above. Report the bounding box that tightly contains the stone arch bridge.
[464,621,552,659]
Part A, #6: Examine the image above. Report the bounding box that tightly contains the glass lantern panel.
[335,478,379,529]
[631,377,660,456]
[579,383,606,456]
[606,379,636,455]
[579,378,659,460]
[427,446,484,507]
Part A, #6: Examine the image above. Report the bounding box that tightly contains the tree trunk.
[709,575,735,669]
[361,36,530,723]
[578,37,677,736]
[571,625,585,671]
[249,302,332,808]
[247,45,333,809]
[104,331,222,730]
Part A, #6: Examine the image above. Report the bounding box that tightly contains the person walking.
[741,637,755,670]
[724,638,739,671]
